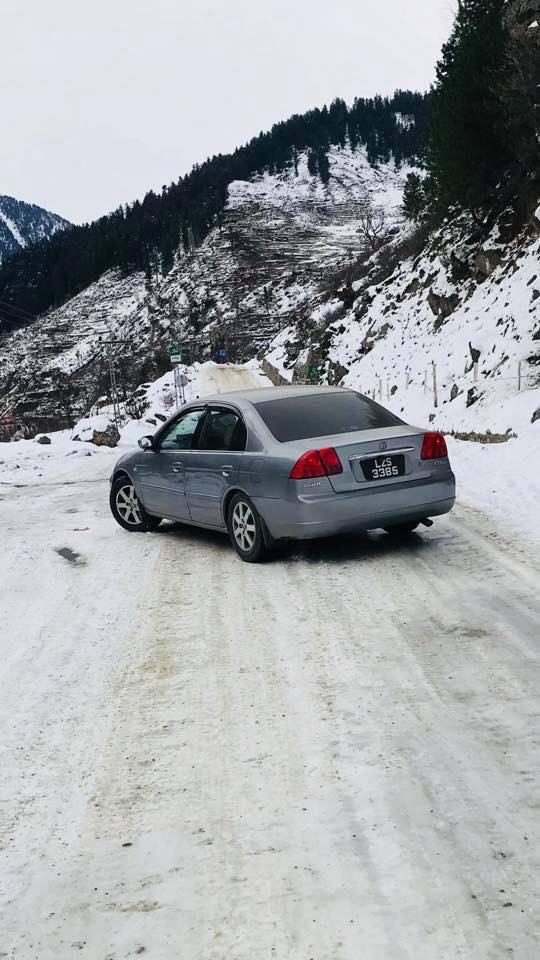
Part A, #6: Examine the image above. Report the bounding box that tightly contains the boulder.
[72,414,121,447]
[466,387,481,408]
[428,290,460,327]
[450,250,471,282]
[327,361,349,386]
[469,342,481,364]
[532,407,540,424]
[92,423,120,447]
[404,278,421,295]
[474,249,502,278]
[450,384,459,402]
[35,434,52,444]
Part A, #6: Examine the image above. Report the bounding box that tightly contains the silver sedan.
[110,386,456,561]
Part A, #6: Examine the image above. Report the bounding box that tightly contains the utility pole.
[106,341,122,424]
[90,323,129,425]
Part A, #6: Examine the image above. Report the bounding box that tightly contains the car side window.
[196,408,247,452]
[160,409,205,450]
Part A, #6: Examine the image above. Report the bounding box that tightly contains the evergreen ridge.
[0,91,429,331]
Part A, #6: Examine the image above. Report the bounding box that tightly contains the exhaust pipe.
[421,518,434,528]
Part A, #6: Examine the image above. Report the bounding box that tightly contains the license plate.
[361,454,405,482]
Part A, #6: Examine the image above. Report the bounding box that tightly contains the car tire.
[110,476,162,533]
[384,521,420,536]
[227,493,267,563]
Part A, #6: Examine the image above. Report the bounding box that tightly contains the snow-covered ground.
[1,363,540,959]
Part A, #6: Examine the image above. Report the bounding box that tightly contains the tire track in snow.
[1,484,539,958]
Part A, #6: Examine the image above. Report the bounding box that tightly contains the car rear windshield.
[253,392,404,443]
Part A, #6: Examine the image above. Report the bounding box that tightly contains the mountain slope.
[266,208,540,435]
[0,195,71,265]
[0,91,429,325]
[0,145,415,433]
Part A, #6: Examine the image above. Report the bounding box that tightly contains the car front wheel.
[227,493,267,562]
[110,476,161,532]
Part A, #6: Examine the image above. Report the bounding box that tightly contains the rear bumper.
[254,475,456,541]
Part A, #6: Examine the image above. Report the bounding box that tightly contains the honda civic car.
[110,385,455,562]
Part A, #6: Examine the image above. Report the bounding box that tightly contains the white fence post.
[517,361,522,392]
[432,362,438,409]
[473,362,479,383]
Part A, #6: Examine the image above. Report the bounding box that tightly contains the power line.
[0,297,36,321]
[0,310,28,329]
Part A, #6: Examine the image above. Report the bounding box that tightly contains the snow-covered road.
[1,368,539,959]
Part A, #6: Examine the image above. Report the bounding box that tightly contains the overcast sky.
[2,0,455,225]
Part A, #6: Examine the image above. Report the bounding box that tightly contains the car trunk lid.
[329,426,428,493]
[286,425,430,493]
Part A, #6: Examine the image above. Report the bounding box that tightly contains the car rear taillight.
[421,432,448,460]
[289,447,343,480]
[319,447,343,476]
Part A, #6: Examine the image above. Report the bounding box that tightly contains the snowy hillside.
[1,143,538,462]
[266,210,540,439]
[0,146,413,432]
[0,194,71,264]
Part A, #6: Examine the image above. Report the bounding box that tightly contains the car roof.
[194,385,353,409]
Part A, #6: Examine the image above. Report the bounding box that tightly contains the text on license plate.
[361,455,405,481]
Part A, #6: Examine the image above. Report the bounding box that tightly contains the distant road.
[195,362,268,396]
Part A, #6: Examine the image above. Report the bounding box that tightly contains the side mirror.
[138,435,154,451]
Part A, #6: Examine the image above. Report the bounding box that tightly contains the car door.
[136,408,205,520]
[185,406,247,527]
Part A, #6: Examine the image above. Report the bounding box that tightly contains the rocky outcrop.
[428,290,460,326]
[474,249,502,278]
[327,360,349,386]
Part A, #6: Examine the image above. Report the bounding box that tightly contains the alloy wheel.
[232,501,256,552]
[115,484,142,526]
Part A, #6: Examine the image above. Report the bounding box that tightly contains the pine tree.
[307,149,319,178]
[317,148,331,185]
[428,0,512,216]
[403,173,426,221]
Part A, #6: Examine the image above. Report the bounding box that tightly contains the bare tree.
[357,205,391,254]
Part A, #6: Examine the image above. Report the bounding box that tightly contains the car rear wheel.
[384,521,420,536]
[227,493,267,563]
[110,476,162,532]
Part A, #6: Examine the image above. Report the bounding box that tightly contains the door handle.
[221,464,233,476]
[172,462,184,473]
